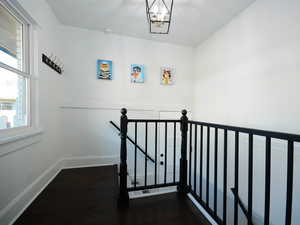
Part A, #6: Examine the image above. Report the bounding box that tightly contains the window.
[0,2,30,131]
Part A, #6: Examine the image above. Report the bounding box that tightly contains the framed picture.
[131,64,145,83]
[97,59,112,80]
[161,67,174,85]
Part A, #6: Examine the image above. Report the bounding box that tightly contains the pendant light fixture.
[145,0,174,34]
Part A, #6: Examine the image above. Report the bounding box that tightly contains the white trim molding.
[0,128,43,146]
[0,159,63,225]
[60,103,192,114]
[62,155,119,169]
[0,128,43,157]
[5,0,38,27]
[187,193,218,225]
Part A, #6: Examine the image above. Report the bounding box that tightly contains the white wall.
[0,0,64,224]
[193,0,300,224]
[193,0,300,131]
[60,26,194,160]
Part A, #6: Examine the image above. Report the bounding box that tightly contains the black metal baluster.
[264,137,271,225]
[248,134,253,225]
[285,140,294,225]
[155,122,158,186]
[206,126,210,207]
[121,115,299,222]
[165,122,167,184]
[194,124,198,192]
[134,122,137,189]
[189,123,192,187]
[234,131,239,225]
[223,129,228,225]
[214,128,218,216]
[145,122,148,186]
[174,122,176,183]
[200,125,203,199]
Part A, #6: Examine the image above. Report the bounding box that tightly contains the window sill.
[0,127,43,146]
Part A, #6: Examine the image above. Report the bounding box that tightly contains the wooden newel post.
[118,108,129,206]
[178,109,189,195]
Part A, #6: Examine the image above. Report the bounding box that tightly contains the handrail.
[128,119,180,123]
[231,188,254,225]
[109,121,155,164]
[189,120,300,142]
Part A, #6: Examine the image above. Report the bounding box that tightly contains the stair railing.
[117,108,296,225]
[231,188,254,225]
[110,120,155,163]
[118,108,189,206]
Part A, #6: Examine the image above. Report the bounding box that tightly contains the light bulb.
[152,4,158,14]
[150,0,168,21]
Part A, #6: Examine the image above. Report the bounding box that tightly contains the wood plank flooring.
[14,165,210,225]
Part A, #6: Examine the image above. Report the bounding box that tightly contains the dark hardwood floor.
[14,165,210,225]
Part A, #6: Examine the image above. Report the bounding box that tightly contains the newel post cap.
[121,108,127,115]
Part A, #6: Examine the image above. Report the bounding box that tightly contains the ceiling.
[46,0,255,47]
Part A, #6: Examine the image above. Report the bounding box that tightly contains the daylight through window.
[0,2,29,130]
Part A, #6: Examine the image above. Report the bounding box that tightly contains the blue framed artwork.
[131,64,145,83]
[97,59,112,80]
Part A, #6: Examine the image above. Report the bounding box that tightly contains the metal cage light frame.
[145,0,174,34]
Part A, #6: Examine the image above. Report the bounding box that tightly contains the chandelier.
[145,0,174,34]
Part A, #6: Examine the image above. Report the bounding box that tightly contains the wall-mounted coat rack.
[42,54,64,74]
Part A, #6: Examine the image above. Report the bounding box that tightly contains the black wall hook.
[42,54,63,74]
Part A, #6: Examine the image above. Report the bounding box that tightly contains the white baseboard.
[187,193,218,225]
[129,187,177,199]
[0,155,119,225]
[0,159,63,225]
[62,155,119,169]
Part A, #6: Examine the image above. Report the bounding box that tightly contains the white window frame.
[0,0,41,141]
